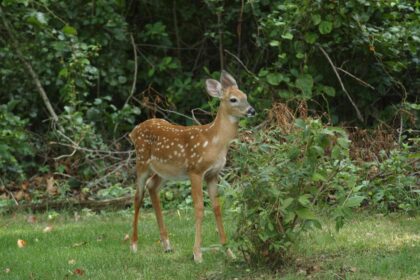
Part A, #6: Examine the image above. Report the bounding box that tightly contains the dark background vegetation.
[1,0,418,181]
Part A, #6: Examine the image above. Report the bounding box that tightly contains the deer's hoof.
[226,248,236,260]
[193,252,203,263]
[130,242,138,253]
[161,239,173,253]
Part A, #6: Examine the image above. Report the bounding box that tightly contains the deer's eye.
[230,97,238,103]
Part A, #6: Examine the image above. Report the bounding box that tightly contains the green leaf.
[295,74,313,96]
[322,86,336,97]
[298,195,311,206]
[344,196,365,208]
[118,76,127,84]
[62,25,77,36]
[304,32,318,44]
[408,153,420,159]
[337,137,350,149]
[319,21,333,34]
[269,40,280,47]
[312,14,321,25]
[282,198,294,209]
[331,145,342,159]
[165,191,174,201]
[296,208,316,220]
[267,73,283,86]
[59,68,68,78]
[26,12,48,27]
[311,219,323,229]
[296,52,305,59]
[294,118,306,129]
[312,172,326,182]
[281,32,293,40]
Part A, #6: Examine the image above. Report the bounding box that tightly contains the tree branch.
[224,49,257,78]
[0,6,62,129]
[3,196,133,213]
[124,33,139,107]
[172,0,181,60]
[217,11,224,70]
[319,46,364,122]
[336,67,375,90]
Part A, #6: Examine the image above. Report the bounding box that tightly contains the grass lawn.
[1,209,419,279]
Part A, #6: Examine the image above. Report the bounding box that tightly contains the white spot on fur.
[203,141,208,148]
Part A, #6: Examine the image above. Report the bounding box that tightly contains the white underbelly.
[205,156,226,175]
[149,161,189,180]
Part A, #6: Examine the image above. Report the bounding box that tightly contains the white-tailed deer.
[129,71,255,263]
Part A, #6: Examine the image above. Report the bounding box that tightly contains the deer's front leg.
[189,172,204,263]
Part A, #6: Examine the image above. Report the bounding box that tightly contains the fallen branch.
[319,46,364,122]
[3,196,133,213]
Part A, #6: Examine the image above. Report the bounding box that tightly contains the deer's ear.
[220,70,238,89]
[205,79,223,98]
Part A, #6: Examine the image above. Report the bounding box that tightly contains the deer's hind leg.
[206,175,236,260]
[131,162,151,253]
[147,174,172,252]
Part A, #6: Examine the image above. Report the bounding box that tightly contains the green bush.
[361,145,419,214]
[231,118,365,266]
[230,117,419,266]
[0,102,34,179]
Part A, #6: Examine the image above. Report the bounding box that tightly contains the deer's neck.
[207,103,239,146]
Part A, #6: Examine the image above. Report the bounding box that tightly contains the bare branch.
[336,67,375,90]
[319,46,364,122]
[124,33,139,107]
[217,11,224,70]
[172,0,181,59]
[224,49,257,78]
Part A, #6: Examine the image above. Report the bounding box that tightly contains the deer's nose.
[246,107,256,117]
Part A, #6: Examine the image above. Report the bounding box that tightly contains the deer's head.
[205,71,256,119]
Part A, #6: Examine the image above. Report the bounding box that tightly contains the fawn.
[129,71,255,263]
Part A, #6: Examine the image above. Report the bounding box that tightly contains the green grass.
[283,213,420,280]
[1,209,419,279]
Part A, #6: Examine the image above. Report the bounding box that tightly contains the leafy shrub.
[231,118,365,266]
[361,145,419,214]
[0,102,34,179]
[252,0,419,124]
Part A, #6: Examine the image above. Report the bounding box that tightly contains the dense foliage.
[0,0,418,182]
[231,117,419,266]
